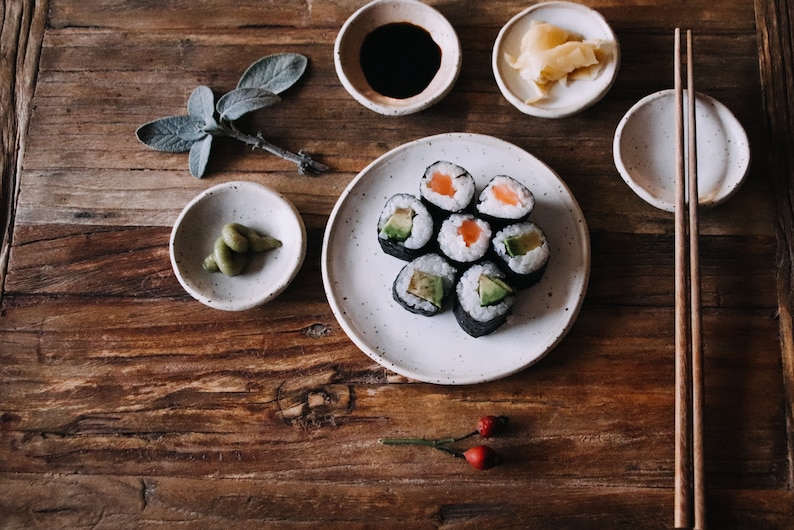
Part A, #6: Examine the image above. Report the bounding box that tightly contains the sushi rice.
[492,222,550,287]
[437,213,492,266]
[476,175,535,223]
[377,193,435,259]
[454,261,516,337]
[419,161,476,215]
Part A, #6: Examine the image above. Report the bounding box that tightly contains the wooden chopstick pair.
[673,28,705,530]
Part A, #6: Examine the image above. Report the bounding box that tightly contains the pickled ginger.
[505,20,612,103]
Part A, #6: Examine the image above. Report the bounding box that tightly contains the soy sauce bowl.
[334,0,462,116]
[170,181,306,311]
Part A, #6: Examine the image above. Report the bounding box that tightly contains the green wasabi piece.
[221,223,249,253]
[213,236,246,276]
[203,223,282,276]
[202,254,220,273]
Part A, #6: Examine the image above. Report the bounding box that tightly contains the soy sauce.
[360,22,442,99]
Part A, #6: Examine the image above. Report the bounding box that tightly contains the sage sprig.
[136,52,328,178]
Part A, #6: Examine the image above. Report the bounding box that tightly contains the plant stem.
[379,437,465,458]
[220,121,329,174]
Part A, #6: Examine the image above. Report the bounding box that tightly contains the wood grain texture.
[0,0,49,302]
[1,0,793,528]
[755,0,794,490]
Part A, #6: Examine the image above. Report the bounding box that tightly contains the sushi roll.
[437,213,492,268]
[491,222,550,288]
[419,161,476,218]
[377,193,435,260]
[392,253,457,316]
[475,175,535,228]
[454,261,516,337]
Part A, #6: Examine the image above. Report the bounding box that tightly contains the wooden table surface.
[2,0,793,527]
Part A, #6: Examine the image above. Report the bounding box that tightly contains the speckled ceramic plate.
[321,133,590,385]
[613,89,750,212]
[170,181,306,311]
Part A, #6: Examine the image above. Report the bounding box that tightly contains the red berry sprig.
[476,415,509,438]
[464,445,504,470]
[379,415,509,470]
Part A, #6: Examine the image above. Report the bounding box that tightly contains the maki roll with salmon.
[437,213,492,268]
[392,253,457,316]
[377,193,435,260]
[491,222,550,288]
[454,261,516,337]
[419,161,476,218]
[475,175,535,229]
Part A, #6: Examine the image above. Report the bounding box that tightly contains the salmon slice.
[429,172,455,197]
[492,183,522,206]
[458,219,483,247]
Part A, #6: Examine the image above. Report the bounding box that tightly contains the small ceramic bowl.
[334,0,462,116]
[493,1,620,118]
[170,181,306,311]
[613,89,751,212]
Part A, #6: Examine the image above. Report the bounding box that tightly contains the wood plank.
[0,0,49,301]
[15,27,772,238]
[44,0,757,32]
[0,302,786,486]
[2,227,779,311]
[1,473,792,528]
[754,0,794,489]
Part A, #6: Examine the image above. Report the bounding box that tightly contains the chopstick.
[673,28,705,530]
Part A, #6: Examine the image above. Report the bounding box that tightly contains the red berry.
[476,415,509,438]
[463,445,503,470]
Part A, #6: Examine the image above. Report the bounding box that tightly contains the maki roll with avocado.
[437,213,492,268]
[377,193,435,260]
[392,253,457,316]
[475,175,535,229]
[454,261,516,337]
[491,222,550,288]
[419,161,476,218]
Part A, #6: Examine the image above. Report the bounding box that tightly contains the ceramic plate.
[170,181,306,311]
[613,89,751,212]
[492,1,620,118]
[322,133,590,384]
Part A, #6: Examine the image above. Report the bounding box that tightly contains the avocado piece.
[380,207,414,242]
[504,230,542,257]
[407,270,445,308]
[478,274,513,306]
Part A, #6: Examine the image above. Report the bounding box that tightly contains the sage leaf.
[177,117,209,142]
[237,52,307,94]
[202,115,219,133]
[188,85,215,121]
[216,88,280,121]
[136,116,197,153]
[189,134,213,178]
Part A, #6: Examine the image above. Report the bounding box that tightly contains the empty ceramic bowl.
[170,181,306,311]
[613,89,751,212]
[334,0,462,116]
[493,1,620,118]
